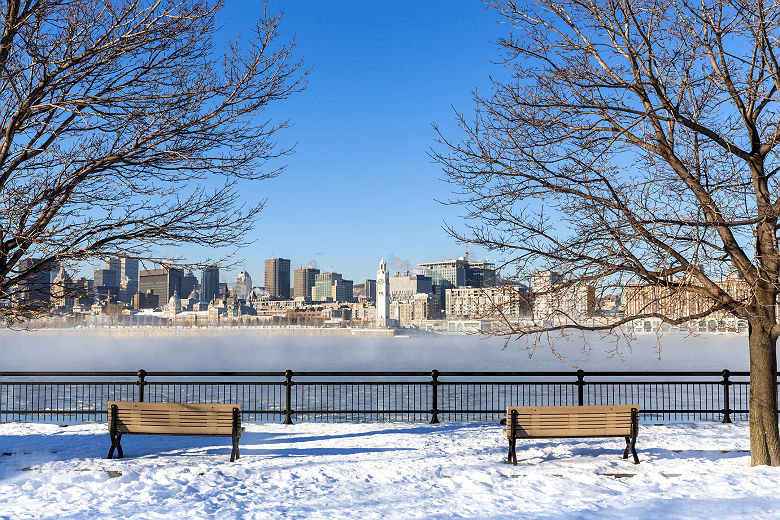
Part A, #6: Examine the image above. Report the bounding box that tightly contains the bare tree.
[434,0,780,466]
[0,0,305,322]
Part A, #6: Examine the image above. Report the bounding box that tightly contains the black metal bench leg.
[107,432,123,459]
[630,436,639,464]
[629,408,639,464]
[230,435,239,462]
[623,436,631,460]
[507,438,517,465]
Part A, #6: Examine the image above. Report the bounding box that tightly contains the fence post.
[136,369,147,402]
[721,369,732,424]
[576,369,585,406]
[283,370,294,425]
[430,369,440,424]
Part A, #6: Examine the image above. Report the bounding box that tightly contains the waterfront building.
[531,271,595,321]
[389,293,440,326]
[166,291,182,315]
[417,257,497,310]
[201,266,219,303]
[390,272,433,302]
[139,268,182,303]
[624,277,750,333]
[377,259,390,327]
[445,285,531,320]
[294,267,320,300]
[265,258,291,299]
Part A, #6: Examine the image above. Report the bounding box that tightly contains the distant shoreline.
[0,326,400,338]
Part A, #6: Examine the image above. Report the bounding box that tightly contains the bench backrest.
[506,405,638,438]
[108,401,240,436]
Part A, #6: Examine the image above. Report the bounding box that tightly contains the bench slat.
[504,404,639,439]
[108,401,241,436]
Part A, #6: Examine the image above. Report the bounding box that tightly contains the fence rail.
[0,369,774,424]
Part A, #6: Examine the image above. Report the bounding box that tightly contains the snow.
[1,421,777,519]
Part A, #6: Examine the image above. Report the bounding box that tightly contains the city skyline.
[140,1,503,284]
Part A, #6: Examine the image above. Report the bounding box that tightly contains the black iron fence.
[0,369,773,424]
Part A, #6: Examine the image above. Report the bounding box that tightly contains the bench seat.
[107,401,244,462]
[502,404,639,465]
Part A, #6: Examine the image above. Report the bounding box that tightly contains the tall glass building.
[201,266,219,304]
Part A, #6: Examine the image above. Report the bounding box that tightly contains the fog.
[0,330,748,372]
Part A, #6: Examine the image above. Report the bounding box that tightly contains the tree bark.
[749,322,780,466]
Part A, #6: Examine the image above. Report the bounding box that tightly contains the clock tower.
[376,258,390,328]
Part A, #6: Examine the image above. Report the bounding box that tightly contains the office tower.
[389,273,433,302]
[467,261,498,287]
[201,266,219,303]
[105,257,121,275]
[331,278,354,302]
[294,267,320,300]
[93,268,119,299]
[138,267,182,303]
[313,272,341,301]
[364,279,376,302]
[265,258,291,299]
[181,270,198,298]
[418,259,469,288]
[120,258,139,303]
[234,271,253,300]
[13,258,52,308]
[51,267,73,309]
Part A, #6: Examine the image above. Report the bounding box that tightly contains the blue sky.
[189,1,505,285]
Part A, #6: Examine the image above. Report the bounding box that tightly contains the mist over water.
[0,331,748,372]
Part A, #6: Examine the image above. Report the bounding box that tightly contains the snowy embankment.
[0,421,776,519]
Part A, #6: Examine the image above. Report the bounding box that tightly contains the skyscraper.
[94,268,119,299]
[313,272,341,301]
[120,258,139,303]
[265,258,291,299]
[13,258,51,308]
[234,271,253,300]
[138,268,182,303]
[364,279,376,302]
[181,270,198,298]
[294,267,320,300]
[105,257,121,275]
[51,267,73,310]
[201,266,219,303]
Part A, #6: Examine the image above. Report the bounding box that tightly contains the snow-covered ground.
[0,421,776,519]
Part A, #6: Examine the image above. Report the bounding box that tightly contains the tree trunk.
[749,323,780,466]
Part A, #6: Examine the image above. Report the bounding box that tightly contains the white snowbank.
[0,421,776,519]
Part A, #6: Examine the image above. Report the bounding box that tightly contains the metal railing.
[0,369,773,424]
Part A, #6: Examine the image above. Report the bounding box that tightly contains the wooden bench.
[107,401,245,462]
[502,404,639,465]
